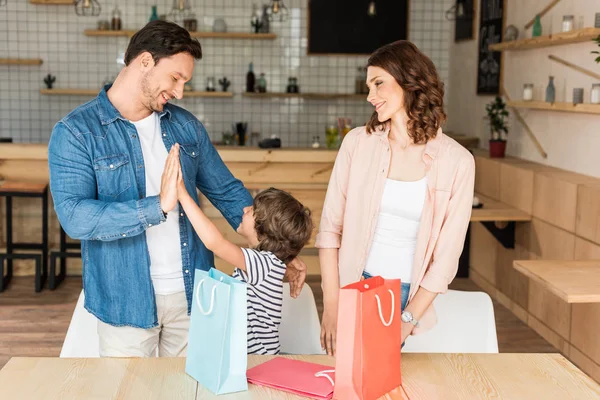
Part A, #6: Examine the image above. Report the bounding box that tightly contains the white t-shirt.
[363,177,428,284]
[232,248,286,355]
[130,112,184,295]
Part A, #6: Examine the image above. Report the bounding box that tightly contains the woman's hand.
[401,321,414,344]
[320,303,338,356]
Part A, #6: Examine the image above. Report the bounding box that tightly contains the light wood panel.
[474,155,501,199]
[469,223,497,285]
[84,30,277,40]
[0,160,49,182]
[507,101,600,115]
[30,0,72,4]
[533,172,578,233]
[471,194,532,222]
[527,314,571,355]
[527,279,571,340]
[576,184,600,246]
[515,260,600,303]
[0,58,43,65]
[489,27,600,51]
[1,355,598,399]
[500,163,534,213]
[575,237,600,260]
[227,163,333,184]
[570,346,600,384]
[217,149,336,163]
[216,253,320,276]
[0,144,47,160]
[525,218,575,260]
[571,304,600,367]
[40,89,230,98]
[400,353,600,399]
[242,92,366,100]
[39,89,98,96]
[496,237,530,309]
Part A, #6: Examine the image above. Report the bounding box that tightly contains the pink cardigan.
[315,126,475,334]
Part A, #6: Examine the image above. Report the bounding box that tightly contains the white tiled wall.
[0,0,452,146]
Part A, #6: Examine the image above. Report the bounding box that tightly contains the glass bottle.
[257,73,267,93]
[149,5,159,22]
[545,76,555,103]
[523,84,534,101]
[532,14,542,37]
[591,83,600,104]
[246,62,255,93]
[111,4,122,31]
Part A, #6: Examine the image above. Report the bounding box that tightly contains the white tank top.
[363,176,427,284]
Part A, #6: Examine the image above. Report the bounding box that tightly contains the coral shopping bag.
[185,268,248,395]
[333,276,401,400]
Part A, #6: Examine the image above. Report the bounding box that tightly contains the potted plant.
[485,96,509,158]
[592,34,600,63]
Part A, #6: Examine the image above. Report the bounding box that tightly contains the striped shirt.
[232,248,287,355]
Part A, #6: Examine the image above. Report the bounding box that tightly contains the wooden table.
[513,260,600,303]
[0,354,598,399]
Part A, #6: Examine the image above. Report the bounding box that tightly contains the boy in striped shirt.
[171,145,313,354]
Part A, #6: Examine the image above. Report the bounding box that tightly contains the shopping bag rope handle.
[195,278,217,315]
[375,289,395,327]
[314,369,335,386]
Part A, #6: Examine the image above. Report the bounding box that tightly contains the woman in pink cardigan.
[316,40,475,355]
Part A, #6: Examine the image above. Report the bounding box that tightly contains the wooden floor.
[0,275,557,369]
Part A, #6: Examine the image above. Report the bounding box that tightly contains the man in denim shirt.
[48,21,306,357]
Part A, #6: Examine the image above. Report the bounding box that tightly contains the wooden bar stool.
[0,181,49,292]
[49,227,81,290]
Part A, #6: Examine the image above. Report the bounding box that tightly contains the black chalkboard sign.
[477,0,505,95]
[455,0,475,41]
[308,0,409,55]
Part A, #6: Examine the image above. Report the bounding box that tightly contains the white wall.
[447,0,600,177]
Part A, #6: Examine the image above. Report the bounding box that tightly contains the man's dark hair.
[124,20,202,66]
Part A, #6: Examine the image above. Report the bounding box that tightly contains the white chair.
[402,289,498,353]
[279,282,326,355]
[60,290,100,358]
[62,282,326,357]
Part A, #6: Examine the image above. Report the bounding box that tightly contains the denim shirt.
[48,86,253,328]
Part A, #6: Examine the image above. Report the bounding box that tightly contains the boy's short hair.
[253,188,313,263]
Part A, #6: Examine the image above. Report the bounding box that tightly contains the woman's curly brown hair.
[252,188,313,264]
[366,40,446,144]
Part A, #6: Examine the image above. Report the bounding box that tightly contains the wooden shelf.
[40,89,233,98]
[183,91,233,98]
[489,27,600,51]
[40,89,98,96]
[513,260,600,303]
[242,92,366,100]
[30,0,73,4]
[508,100,600,115]
[0,58,43,66]
[84,30,276,40]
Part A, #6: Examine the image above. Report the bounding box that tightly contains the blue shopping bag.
[185,268,248,394]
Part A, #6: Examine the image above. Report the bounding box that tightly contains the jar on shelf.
[562,15,574,32]
[523,84,534,101]
[591,83,600,104]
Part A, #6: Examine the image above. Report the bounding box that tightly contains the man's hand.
[285,256,307,298]
[160,144,180,213]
